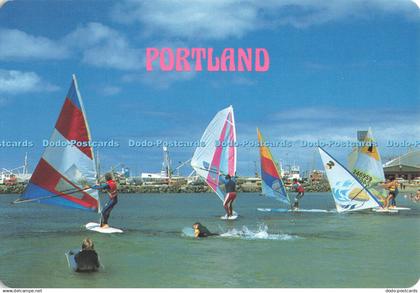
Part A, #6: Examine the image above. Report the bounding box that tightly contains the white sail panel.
[191,106,236,201]
[319,147,381,212]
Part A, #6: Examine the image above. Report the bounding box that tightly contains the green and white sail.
[319,147,381,212]
[348,128,387,203]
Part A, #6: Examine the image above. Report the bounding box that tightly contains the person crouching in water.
[192,222,219,238]
[74,238,100,272]
[220,174,237,218]
[292,178,305,210]
[91,173,118,228]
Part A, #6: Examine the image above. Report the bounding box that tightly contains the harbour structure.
[383,150,420,180]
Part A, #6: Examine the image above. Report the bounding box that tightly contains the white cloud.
[0,28,69,60]
[0,23,143,71]
[63,22,143,70]
[0,70,58,94]
[122,70,196,89]
[101,85,122,96]
[235,105,419,169]
[111,0,418,40]
[245,106,419,142]
[111,0,260,39]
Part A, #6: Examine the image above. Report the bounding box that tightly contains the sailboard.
[191,106,237,219]
[85,222,123,233]
[319,147,382,212]
[348,128,410,211]
[257,208,332,213]
[14,75,123,233]
[256,129,329,213]
[348,128,388,203]
[257,128,290,205]
[65,249,79,272]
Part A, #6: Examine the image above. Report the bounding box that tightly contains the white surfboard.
[65,249,78,272]
[220,211,238,220]
[372,208,399,213]
[389,207,411,211]
[85,222,123,234]
[257,208,332,213]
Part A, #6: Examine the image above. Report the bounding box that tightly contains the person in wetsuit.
[291,178,305,210]
[91,173,118,228]
[73,238,100,272]
[220,174,237,218]
[192,222,218,238]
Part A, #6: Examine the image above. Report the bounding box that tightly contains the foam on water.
[220,224,300,240]
[182,224,300,240]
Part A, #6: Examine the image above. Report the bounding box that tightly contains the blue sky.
[0,0,419,176]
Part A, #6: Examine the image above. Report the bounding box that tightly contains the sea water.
[0,193,419,288]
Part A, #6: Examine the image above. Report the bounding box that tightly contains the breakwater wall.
[0,181,331,194]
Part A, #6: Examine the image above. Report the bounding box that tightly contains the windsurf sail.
[257,128,289,205]
[348,128,387,203]
[191,106,236,201]
[16,75,99,212]
[319,147,381,212]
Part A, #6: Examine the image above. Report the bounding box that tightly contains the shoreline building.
[383,150,420,180]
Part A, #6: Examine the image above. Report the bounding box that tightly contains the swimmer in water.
[192,223,219,238]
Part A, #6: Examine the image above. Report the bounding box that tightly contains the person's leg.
[297,192,303,206]
[224,193,234,216]
[228,200,233,216]
[384,194,392,208]
[223,196,230,216]
[229,193,237,216]
[101,201,111,225]
[101,198,117,226]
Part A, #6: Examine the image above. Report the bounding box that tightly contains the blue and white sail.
[319,147,382,212]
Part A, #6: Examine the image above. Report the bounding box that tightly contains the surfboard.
[65,249,79,272]
[257,208,332,213]
[220,211,238,220]
[182,227,196,237]
[389,207,411,211]
[85,222,123,234]
[372,208,399,213]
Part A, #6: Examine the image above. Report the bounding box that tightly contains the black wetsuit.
[197,224,218,237]
[74,250,100,272]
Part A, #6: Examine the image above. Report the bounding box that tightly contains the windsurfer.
[383,177,399,209]
[72,238,100,272]
[91,173,118,228]
[220,174,237,217]
[192,222,218,238]
[292,178,305,210]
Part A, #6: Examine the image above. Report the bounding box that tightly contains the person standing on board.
[220,174,237,218]
[383,177,399,209]
[291,178,305,210]
[91,173,118,228]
